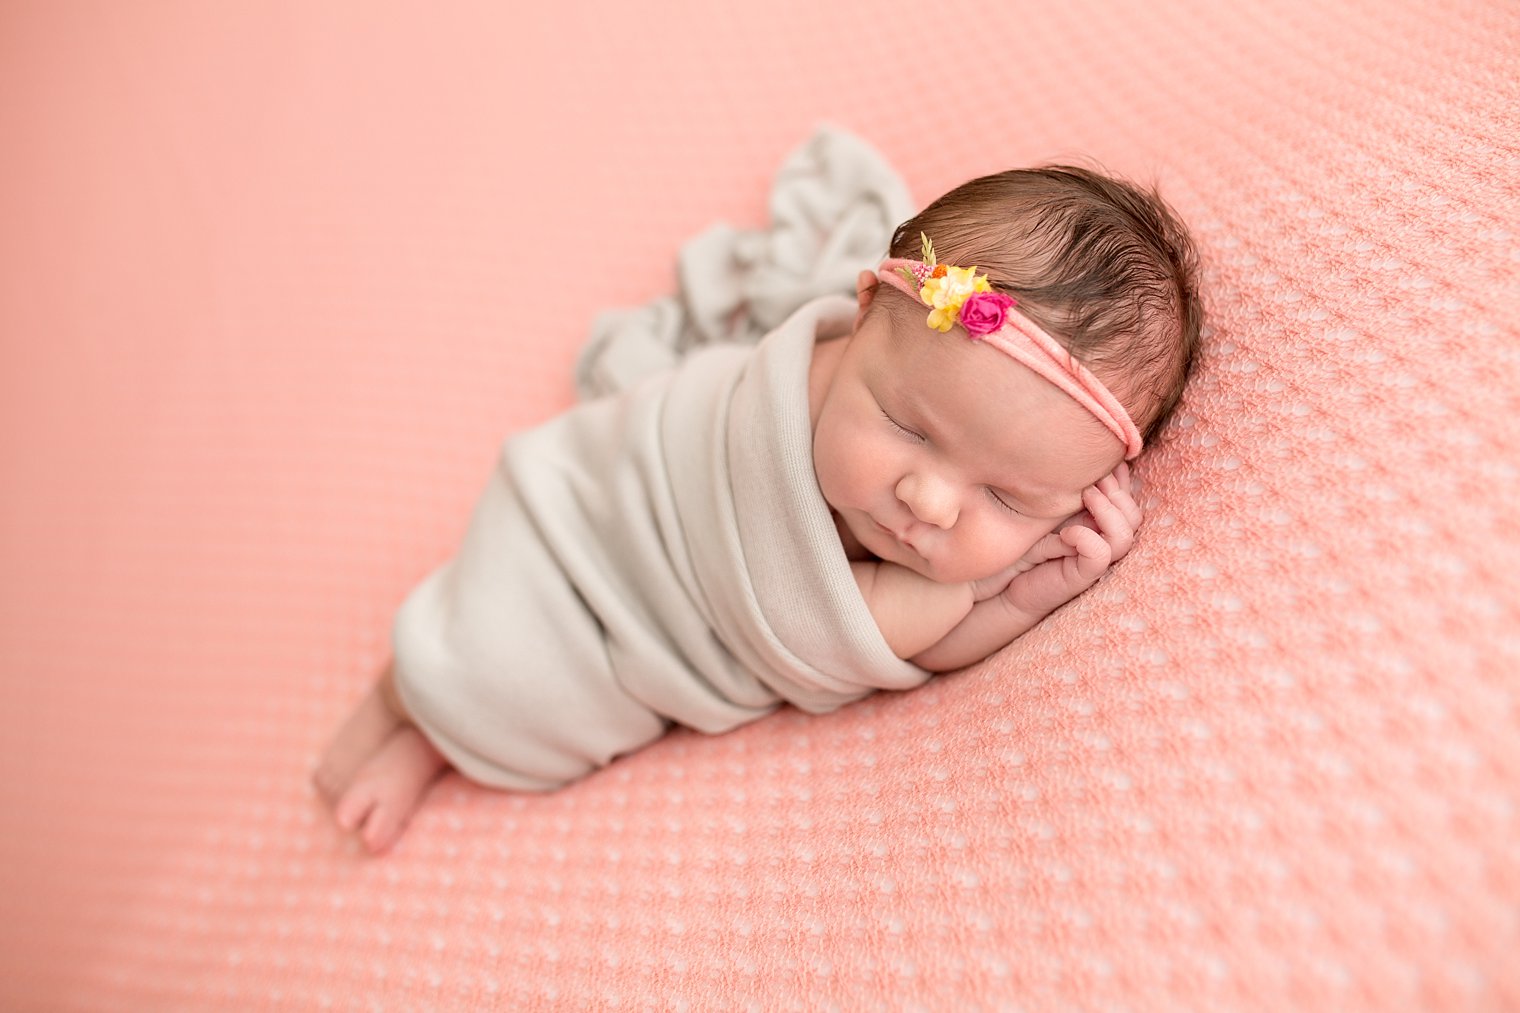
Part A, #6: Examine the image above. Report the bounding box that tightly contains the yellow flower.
[920,265,992,332]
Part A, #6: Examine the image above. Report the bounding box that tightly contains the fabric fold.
[575,124,914,401]
[393,297,927,791]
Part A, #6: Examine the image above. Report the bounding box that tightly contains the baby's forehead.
[876,314,1124,469]
[878,292,1148,449]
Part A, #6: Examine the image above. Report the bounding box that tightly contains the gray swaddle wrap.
[392,297,929,790]
[391,126,923,790]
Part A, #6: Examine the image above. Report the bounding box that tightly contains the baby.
[315,166,1202,854]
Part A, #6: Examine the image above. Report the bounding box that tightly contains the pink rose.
[957,292,1016,337]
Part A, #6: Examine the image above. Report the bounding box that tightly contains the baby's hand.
[1000,462,1143,620]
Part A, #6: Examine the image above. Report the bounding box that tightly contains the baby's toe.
[334,781,379,833]
[361,804,405,855]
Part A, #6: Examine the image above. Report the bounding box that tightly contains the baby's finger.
[1094,462,1130,499]
[1082,485,1127,533]
[1060,523,1112,583]
[1056,509,1095,533]
[1021,529,1078,566]
[1107,481,1144,530]
[1083,485,1136,560]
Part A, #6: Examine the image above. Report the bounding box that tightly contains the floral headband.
[877,234,1143,459]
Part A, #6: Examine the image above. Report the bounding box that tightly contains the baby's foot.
[313,672,403,803]
[333,725,449,854]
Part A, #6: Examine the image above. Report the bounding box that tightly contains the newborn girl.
[315,166,1202,854]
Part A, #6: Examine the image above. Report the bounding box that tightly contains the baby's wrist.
[999,584,1058,625]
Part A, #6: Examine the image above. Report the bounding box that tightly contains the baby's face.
[813,297,1125,585]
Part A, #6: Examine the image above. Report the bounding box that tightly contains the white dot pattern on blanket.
[0,0,1516,1009]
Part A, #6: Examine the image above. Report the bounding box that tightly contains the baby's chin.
[913,559,989,585]
[894,549,1012,587]
[844,510,1000,585]
[875,538,969,584]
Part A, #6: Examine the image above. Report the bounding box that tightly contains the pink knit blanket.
[0,0,1515,1008]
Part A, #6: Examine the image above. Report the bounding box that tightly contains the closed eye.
[880,409,925,443]
[986,488,1023,515]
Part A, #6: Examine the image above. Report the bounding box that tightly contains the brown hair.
[883,166,1202,443]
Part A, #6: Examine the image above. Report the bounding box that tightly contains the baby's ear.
[854,270,879,330]
[855,270,879,305]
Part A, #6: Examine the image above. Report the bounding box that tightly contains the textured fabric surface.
[2,0,1517,1009]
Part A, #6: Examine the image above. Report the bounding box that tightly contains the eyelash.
[880,409,1022,516]
[986,488,1022,515]
[880,409,924,443]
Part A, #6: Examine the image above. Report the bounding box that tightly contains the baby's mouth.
[872,517,920,556]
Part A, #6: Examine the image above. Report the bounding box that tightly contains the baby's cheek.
[846,446,894,505]
[814,424,865,499]
[811,437,852,507]
[976,517,1045,572]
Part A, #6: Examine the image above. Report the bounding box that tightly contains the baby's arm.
[851,561,975,659]
[913,466,1143,672]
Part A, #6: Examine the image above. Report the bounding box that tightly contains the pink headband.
[877,257,1143,459]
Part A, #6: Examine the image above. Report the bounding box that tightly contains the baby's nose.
[896,473,959,529]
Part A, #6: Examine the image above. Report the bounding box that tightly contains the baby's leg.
[312,660,405,803]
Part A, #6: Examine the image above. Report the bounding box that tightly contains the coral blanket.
[3,0,1516,1008]
[393,297,926,789]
